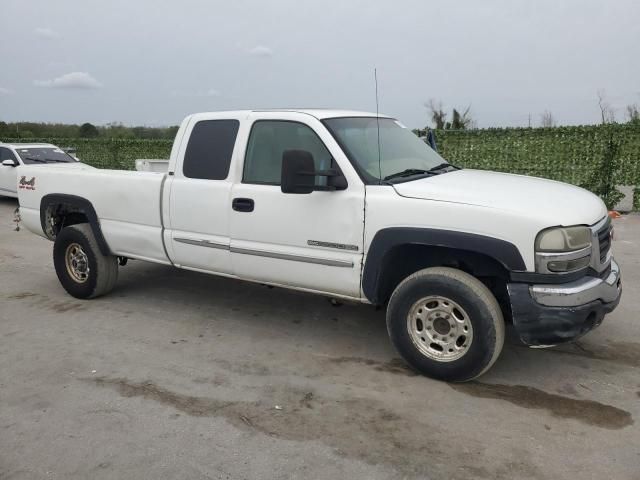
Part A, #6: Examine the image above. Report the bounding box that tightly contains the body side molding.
[174,237,353,268]
[174,237,228,250]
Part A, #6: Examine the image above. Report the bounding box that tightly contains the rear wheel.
[53,224,118,299]
[386,267,504,382]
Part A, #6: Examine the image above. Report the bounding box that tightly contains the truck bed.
[17,165,169,264]
[135,159,169,173]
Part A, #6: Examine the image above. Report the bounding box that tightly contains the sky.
[1,0,639,129]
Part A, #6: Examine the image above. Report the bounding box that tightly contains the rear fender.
[40,194,112,256]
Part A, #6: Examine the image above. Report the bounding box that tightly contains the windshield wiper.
[427,162,461,173]
[23,156,48,163]
[382,163,461,182]
[383,168,432,181]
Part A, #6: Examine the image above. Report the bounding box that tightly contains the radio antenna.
[374,68,382,184]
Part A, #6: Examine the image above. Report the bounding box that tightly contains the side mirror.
[281,149,348,194]
[281,150,315,194]
[1,159,17,167]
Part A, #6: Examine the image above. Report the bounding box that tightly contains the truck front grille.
[597,219,612,264]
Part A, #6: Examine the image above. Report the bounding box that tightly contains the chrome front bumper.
[530,259,622,307]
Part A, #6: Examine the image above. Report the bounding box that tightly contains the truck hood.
[392,169,607,226]
[30,162,96,170]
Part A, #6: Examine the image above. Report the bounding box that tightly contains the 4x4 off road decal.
[19,176,36,190]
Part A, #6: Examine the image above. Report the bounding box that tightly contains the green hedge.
[427,124,640,187]
[3,123,639,207]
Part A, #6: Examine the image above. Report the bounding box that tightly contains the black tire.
[386,267,504,382]
[53,223,118,299]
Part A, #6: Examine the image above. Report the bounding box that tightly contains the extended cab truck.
[0,142,92,198]
[16,110,622,381]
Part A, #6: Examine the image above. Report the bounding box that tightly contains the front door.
[229,116,365,298]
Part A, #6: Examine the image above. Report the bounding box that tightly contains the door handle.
[232,197,254,212]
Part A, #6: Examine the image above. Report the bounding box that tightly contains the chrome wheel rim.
[65,243,90,283]
[407,295,473,362]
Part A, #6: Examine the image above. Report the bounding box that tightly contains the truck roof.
[190,109,392,120]
[254,109,391,119]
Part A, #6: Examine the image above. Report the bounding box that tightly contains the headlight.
[535,226,592,273]
[536,226,591,252]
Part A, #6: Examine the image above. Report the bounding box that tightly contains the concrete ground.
[0,196,638,480]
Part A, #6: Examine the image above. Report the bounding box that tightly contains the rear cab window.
[182,120,240,180]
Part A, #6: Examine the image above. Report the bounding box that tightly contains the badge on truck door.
[19,176,36,190]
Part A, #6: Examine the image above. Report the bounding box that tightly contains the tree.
[626,104,640,124]
[425,99,447,129]
[18,130,35,138]
[451,106,474,129]
[78,122,99,138]
[425,99,474,130]
[597,89,616,124]
[540,110,556,127]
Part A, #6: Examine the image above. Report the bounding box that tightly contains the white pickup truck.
[0,142,91,197]
[16,109,622,381]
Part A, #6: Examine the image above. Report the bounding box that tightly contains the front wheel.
[386,267,504,382]
[53,223,118,299]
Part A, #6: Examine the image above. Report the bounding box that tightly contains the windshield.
[323,117,449,183]
[15,147,77,164]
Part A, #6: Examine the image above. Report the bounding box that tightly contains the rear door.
[165,115,241,274]
[229,112,365,298]
[0,147,19,196]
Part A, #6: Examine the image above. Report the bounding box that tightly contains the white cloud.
[247,45,273,57]
[34,27,60,39]
[0,87,13,95]
[34,72,103,89]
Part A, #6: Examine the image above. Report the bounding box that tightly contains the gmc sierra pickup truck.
[16,109,622,381]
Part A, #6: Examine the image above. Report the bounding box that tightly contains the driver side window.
[243,120,334,186]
